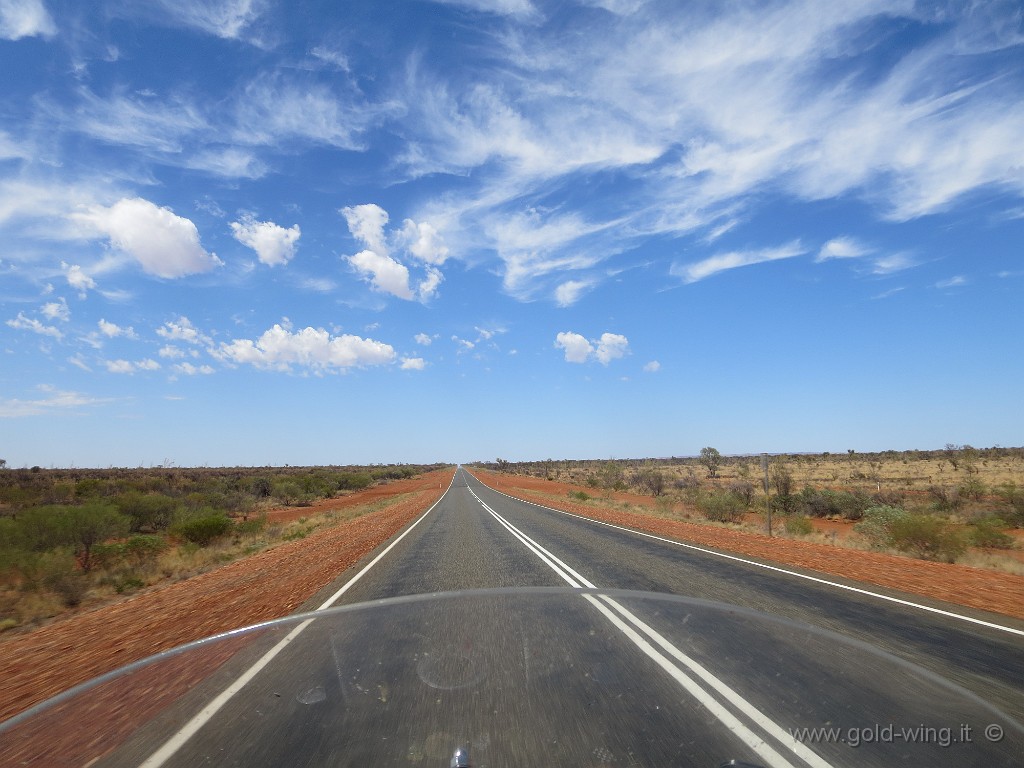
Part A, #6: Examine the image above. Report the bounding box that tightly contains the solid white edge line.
[469,482,829,768]
[467,470,1024,638]
[139,469,459,768]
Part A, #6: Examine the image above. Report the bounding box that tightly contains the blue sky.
[1,0,1022,467]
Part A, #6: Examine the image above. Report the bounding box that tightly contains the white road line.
[139,471,458,768]
[468,471,1024,638]
[468,486,832,768]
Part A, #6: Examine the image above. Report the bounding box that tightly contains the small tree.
[699,447,722,479]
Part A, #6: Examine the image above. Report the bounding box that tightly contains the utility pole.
[761,453,772,537]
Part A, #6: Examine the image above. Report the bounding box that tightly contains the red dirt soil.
[0,469,454,726]
[476,470,1024,622]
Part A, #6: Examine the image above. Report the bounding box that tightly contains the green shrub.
[235,514,268,537]
[174,514,232,546]
[784,515,813,536]
[969,517,1015,550]
[854,505,910,549]
[699,492,745,524]
[888,515,968,563]
[568,490,591,501]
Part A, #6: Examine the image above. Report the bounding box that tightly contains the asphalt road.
[95,467,1022,767]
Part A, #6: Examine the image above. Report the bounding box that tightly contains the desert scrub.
[698,491,745,524]
[854,505,910,549]
[172,513,232,546]
[887,515,968,563]
[969,517,1015,550]
[783,515,814,536]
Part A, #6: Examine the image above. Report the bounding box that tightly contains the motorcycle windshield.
[1,587,1020,768]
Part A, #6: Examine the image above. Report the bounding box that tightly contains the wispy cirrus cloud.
[0,386,112,418]
[671,241,806,284]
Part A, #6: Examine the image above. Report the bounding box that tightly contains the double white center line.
[469,485,834,768]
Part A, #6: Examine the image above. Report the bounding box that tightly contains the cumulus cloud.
[593,333,629,364]
[156,316,212,346]
[672,241,807,284]
[158,345,185,359]
[554,332,594,364]
[555,331,630,364]
[643,360,660,373]
[342,203,448,301]
[230,214,301,266]
[62,262,96,297]
[414,333,433,346]
[400,357,426,370]
[0,0,57,40]
[6,312,62,339]
[73,198,222,278]
[216,323,395,373]
[399,219,449,265]
[173,362,215,375]
[40,298,70,322]
[98,319,136,338]
[348,249,415,300]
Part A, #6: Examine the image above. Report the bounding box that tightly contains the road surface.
[92,468,1024,766]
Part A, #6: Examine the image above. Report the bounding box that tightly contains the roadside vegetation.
[479,447,1024,571]
[0,464,443,633]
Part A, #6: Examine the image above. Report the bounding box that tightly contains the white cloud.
[348,249,414,300]
[6,312,62,339]
[872,253,918,275]
[234,74,384,148]
[400,357,426,370]
[554,332,593,364]
[40,298,70,322]
[431,0,537,18]
[554,279,594,307]
[594,332,629,365]
[151,0,265,40]
[105,359,136,374]
[230,215,301,266]
[98,319,136,338]
[0,0,57,40]
[0,386,110,418]
[935,275,967,289]
[643,360,660,373]
[817,237,871,262]
[414,333,433,346]
[418,267,443,301]
[173,362,215,375]
[555,331,630,364]
[399,219,449,265]
[62,262,96,297]
[158,345,185,359]
[67,354,91,372]
[672,241,806,284]
[72,198,222,278]
[156,316,212,346]
[342,204,447,302]
[342,204,390,256]
[216,323,396,373]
